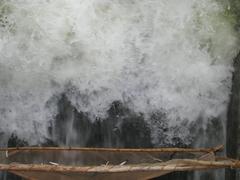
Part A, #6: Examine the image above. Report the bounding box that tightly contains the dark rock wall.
[52,94,153,148]
[226,52,240,180]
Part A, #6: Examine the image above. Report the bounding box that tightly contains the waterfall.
[0,0,240,179]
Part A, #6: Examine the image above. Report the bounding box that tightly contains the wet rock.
[7,134,28,147]
[226,52,240,180]
[52,96,153,148]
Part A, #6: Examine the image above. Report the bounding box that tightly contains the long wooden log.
[0,159,239,173]
[0,145,223,153]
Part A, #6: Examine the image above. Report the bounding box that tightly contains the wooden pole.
[0,145,224,153]
[0,159,239,173]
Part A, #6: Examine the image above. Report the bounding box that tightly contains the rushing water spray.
[0,0,239,147]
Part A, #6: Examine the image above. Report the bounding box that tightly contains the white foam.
[0,0,239,144]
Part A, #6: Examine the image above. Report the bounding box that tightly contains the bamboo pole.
[0,145,224,153]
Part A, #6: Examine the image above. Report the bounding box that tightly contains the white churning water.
[0,0,239,145]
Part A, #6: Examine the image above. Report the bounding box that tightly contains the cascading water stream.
[0,0,239,179]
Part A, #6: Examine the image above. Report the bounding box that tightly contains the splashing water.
[0,0,239,145]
